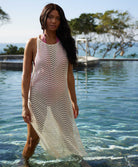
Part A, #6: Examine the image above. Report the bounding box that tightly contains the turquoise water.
[0,61,138,166]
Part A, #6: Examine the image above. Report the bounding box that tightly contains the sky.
[0,0,138,43]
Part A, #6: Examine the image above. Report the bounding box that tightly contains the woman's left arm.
[67,62,79,119]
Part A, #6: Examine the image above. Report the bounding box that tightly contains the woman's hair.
[40,3,77,65]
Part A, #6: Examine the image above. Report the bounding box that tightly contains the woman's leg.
[22,124,39,160]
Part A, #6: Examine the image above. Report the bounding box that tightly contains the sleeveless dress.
[28,37,86,159]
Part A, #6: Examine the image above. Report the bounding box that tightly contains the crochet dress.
[28,37,86,159]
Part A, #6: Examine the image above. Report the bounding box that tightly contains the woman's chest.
[35,43,68,68]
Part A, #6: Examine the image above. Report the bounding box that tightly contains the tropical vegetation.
[1,44,24,55]
[69,10,138,58]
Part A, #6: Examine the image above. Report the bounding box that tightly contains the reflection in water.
[76,68,88,92]
[75,61,138,92]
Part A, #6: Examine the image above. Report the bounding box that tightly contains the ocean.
[0,61,138,166]
[0,42,138,59]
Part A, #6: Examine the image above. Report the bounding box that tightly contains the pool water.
[0,61,138,167]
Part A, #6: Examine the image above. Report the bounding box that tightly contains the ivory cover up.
[28,37,86,158]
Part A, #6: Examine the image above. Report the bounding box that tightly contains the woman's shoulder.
[25,37,37,51]
[27,37,37,45]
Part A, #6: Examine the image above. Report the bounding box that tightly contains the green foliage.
[69,13,96,35]
[95,10,130,36]
[3,44,24,55]
[0,6,10,24]
[69,10,137,58]
[18,47,24,54]
[69,10,131,37]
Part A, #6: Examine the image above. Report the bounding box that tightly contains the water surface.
[0,61,138,166]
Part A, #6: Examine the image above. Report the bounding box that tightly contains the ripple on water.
[0,62,138,166]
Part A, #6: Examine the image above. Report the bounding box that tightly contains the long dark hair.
[40,3,77,65]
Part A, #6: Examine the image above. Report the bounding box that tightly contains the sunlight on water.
[0,61,138,166]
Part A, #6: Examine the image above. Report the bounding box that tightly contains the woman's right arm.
[22,38,34,124]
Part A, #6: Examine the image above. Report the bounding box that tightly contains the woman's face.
[46,10,60,32]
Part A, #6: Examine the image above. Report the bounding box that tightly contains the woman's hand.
[22,106,31,124]
[72,103,79,119]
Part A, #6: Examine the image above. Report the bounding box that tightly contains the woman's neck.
[43,30,57,44]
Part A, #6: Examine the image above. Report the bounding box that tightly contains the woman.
[22,3,86,162]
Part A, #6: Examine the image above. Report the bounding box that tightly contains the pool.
[0,61,138,166]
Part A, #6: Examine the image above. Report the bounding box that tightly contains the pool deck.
[0,55,138,71]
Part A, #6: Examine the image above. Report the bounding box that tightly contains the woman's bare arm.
[22,38,35,123]
[67,63,79,119]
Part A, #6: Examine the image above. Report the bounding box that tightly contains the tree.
[69,13,99,57]
[95,10,136,58]
[69,10,137,58]
[18,47,24,54]
[69,13,96,35]
[4,45,18,54]
[3,45,24,55]
[0,6,10,25]
[95,10,130,34]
